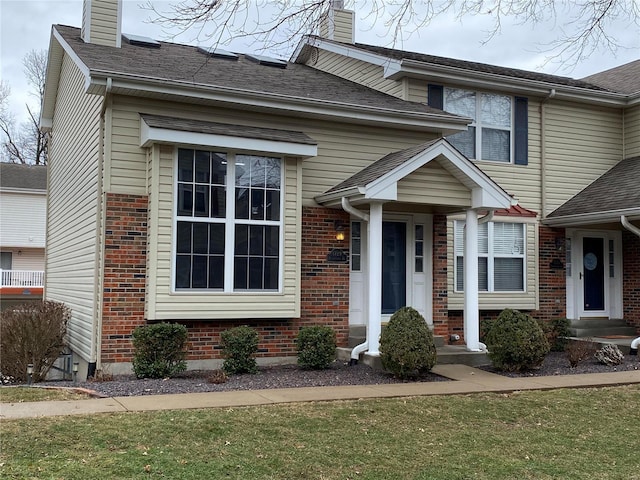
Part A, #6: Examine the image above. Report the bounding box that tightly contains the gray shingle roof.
[54,25,460,120]
[0,163,47,190]
[326,139,440,193]
[313,37,612,92]
[582,60,640,95]
[141,114,317,145]
[547,157,640,218]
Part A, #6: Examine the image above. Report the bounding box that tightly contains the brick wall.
[432,214,449,338]
[101,203,350,364]
[623,230,640,332]
[101,193,149,363]
[533,226,566,323]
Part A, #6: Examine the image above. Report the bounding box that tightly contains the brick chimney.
[81,0,122,47]
[319,0,355,43]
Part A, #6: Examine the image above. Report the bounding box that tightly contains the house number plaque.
[327,249,349,263]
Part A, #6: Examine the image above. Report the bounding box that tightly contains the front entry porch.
[315,139,514,359]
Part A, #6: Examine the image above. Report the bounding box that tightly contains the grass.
[0,386,90,403]
[1,386,639,479]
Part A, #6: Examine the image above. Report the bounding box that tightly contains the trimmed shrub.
[132,322,188,379]
[296,326,336,370]
[485,309,550,372]
[538,318,572,352]
[221,325,259,374]
[379,307,437,379]
[566,338,597,367]
[480,317,496,341]
[0,301,70,382]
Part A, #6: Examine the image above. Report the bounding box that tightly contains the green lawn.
[0,386,90,403]
[1,386,639,479]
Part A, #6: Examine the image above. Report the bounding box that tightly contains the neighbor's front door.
[582,236,605,312]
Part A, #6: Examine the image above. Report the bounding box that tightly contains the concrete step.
[341,345,489,370]
[570,326,637,337]
[570,318,628,328]
[348,325,446,348]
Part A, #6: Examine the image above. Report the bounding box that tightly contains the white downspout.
[630,337,640,355]
[621,215,640,238]
[342,197,370,363]
[478,210,494,225]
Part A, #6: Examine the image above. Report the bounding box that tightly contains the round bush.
[132,322,188,379]
[221,326,259,374]
[485,309,550,372]
[379,307,436,379]
[296,326,336,370]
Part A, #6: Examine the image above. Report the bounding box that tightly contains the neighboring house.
[41,0,639,377]
[0,163,47,310]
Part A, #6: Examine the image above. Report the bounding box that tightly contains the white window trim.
[454,220,527,293]
[171,148,285,295]
[445,87,514,164]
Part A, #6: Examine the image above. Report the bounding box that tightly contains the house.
[41,0,639,378]
[0,163,47,310]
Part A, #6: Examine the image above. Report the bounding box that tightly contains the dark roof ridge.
[309,35,613,93]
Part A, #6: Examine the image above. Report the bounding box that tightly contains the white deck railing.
[0,270,45,288]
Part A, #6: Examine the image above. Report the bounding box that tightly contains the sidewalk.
[2,365,639,420]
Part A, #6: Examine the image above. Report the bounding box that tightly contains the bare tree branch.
[145,0,639,67]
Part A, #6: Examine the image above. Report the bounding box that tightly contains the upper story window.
[427,84,528,166]
[445,88,512,163]
[454,220,525,292]
[175,148,282,292]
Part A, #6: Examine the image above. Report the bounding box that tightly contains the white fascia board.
[365,182,397,201]
[544,208,640,227]
[89,74,467,132]
[314,186,364,205]
[301,36,402,71]
[393,60,629,106]
[364,140,511,209]
[140,120,318,158]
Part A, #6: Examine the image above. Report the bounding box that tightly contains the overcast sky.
[1,0,638,124]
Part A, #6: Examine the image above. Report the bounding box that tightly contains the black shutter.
[514,96,528,165]
[428,84,444,110]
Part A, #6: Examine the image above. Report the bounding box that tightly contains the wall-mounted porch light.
[334,220,346,241]
[73,362,79,385]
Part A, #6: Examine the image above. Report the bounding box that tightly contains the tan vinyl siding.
[624,105,640,158]
[108,95,437,204]
[0,192,46,248]
[406,78,428,103]
[447,219,538,310]
[88,0,120,47]
[543,100,623,216]
[332,9,354,43]
[4,248,45,271]
[311,50,404,98]
[46,54,102,361]
[470,97,542,213]
[147,147,301,319]
[396,160,471,206]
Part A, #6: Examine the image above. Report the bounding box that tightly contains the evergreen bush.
[221,325,259,374]
[132,322,188,379]
[379,307,436,379]
[0,301,70,382]
[485,309,550,372]
[296,326,336,370]
[538,318,572,352]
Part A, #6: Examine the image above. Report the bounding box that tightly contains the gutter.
[621,215,640,238]
[544,208,640,227]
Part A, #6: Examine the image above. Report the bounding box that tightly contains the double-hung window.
[175,148,282,292]
[445,88,512,163]
[455,221,525,292]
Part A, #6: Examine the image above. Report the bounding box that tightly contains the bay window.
[455,221,525,292]
[175,148,282,292]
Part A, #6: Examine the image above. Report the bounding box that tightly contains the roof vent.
[197,46,238,60]
[245,54,287,69]
[123,33,160,48]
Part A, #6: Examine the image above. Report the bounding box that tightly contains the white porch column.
[367,202,383,355]
[464,208,481,351]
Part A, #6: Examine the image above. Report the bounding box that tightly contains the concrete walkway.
[1,364,639,420]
